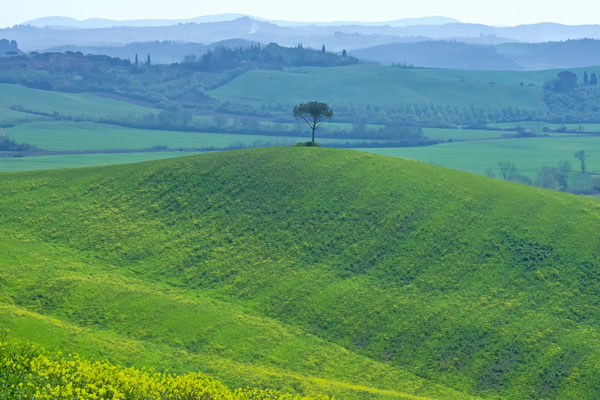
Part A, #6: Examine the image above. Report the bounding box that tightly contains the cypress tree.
[584,71,589,85]
[591,73,599,86]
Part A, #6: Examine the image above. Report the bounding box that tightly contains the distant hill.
[20,14,249,29]
[352,39,600,70]
[2,147,600,399]
[496,39,600,70]
[22,15,460,29]
[351,41,523,70]
[6,17,600,53]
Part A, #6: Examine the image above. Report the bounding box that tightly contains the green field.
[0,84,155,121]
[210,64,554,109]
[361,136,600,177]
[2,147,600,399]
[422,127,519,141]
[3,121,373,152]
[0,151,199,172]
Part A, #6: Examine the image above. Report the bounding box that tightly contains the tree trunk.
[312,125,316,143]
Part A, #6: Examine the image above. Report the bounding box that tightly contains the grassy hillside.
[209,64,556,110]
[1,147,600,399]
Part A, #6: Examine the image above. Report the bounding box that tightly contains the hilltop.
[1,147,600,399]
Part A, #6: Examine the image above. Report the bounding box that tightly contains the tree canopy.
[293,102,334,143]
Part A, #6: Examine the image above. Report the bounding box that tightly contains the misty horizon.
[3,0,600,29]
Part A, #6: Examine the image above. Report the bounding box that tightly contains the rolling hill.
[208,64,553,110]
[1,147,600,399]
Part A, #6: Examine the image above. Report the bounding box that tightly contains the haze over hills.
[5,16,600,53]
[351,39,600,70]
[21,15,461,29]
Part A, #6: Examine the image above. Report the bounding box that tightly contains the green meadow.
[361,135,600,176]
[422,127,519,141]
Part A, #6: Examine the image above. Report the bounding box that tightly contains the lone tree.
[293,102,333,143]
[574,150,589,173]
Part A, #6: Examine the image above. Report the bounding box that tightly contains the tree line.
[182,43,358,71]
[494,150,596,193]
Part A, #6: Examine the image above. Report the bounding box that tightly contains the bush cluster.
[0,333,329,400]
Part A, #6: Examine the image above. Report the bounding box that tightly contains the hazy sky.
[1,0,600,28]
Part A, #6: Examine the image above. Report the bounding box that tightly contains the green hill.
[1,147,600,399]
[209,64,557,110]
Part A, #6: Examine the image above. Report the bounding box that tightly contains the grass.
[209,64,553,109]
[0,151,200,172]
[1,147,600,399]
[0,84,155,120]
[360,135,600,177]
[2,121,374,152]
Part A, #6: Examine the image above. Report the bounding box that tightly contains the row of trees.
[494,151,592,193]
[495,161,572,191]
